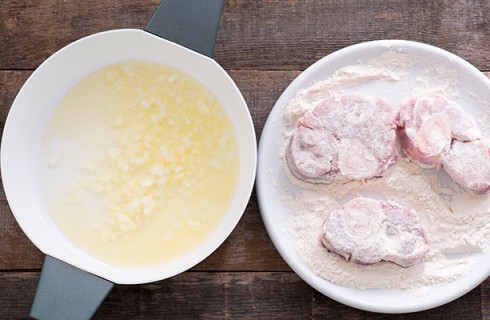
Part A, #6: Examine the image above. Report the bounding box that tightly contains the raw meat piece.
[398,113,452,167]
[321,198,429,268]
[286,93,397,183]
[441,140,490,195]
[396,94,481,167]
[396,94,490,194]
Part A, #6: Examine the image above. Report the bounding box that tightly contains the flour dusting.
[279,49,490,292]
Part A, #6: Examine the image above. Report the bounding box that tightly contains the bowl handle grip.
[29,256,114,320]
[144,0,224,58]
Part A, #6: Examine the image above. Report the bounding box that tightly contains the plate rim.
[256,39,490,313]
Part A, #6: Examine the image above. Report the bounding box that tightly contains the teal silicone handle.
[30,256,114,320]
[144,0,225,57]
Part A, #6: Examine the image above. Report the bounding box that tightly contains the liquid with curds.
[41,60,239,267]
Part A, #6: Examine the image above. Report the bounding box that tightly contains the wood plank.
[0,1,158,69]
[64,276,490,320]
[0,271,487,319]
[0,71,45,270]
[483,277,490,320]
[312,278,490,320]
[0,71,30,126]
[228,69,300,139]
[1,0,489,71]
[0,271,314,319]
[217,0,490,71]
[0,272,39,319]
[312,281,485,320]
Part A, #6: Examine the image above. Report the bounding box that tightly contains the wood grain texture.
[0,0,489,319]
[483,276,490,320]
[216,0,490,71]
[1,1,488,71]
[0,71,45,270]
[0,1,158,70]
[0,272,487,320]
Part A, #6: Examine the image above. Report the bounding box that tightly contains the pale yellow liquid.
[41,60,239,268]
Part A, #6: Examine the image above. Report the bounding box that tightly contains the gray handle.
[30,256,113,320]
[144,0,225,57]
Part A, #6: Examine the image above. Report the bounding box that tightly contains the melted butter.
[41,60,239,268]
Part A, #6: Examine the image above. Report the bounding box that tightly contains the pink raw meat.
[286,93,397,183]
[321,198,429,268]
[396,94,489,194]
[441,140,490,195]
[397,94,481,167]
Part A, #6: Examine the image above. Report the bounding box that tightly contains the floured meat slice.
[321,198,429,268]
[441,140,490,195]
[396,94,489,194]
[286,93,397,183]
[396,94,481,167]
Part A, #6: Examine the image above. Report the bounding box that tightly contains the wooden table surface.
[1,1,489,319]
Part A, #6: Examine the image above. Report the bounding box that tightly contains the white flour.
[281,49,490,291]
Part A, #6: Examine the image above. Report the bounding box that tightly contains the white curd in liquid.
[41,60,239,267]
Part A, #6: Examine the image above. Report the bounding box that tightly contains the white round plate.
[256,40,490,313]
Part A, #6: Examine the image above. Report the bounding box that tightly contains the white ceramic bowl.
[257,39,490,313]
[1,29,257,284]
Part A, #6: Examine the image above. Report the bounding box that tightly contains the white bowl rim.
[1,28,257,284]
